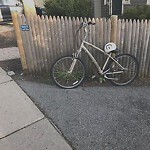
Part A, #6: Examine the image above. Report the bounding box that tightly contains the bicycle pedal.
[91,75,96,79]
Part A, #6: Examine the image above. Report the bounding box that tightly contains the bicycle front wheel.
[108,54,139,86]
[51,56,86,89]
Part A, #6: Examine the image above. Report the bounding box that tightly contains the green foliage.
[44,0,93,18]
[123,5,150,20]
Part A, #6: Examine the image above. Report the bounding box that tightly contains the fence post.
[21,0,36,17]
[11,12,28,73]
[110,15,118,43]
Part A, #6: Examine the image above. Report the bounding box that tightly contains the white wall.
[94,0,102,18]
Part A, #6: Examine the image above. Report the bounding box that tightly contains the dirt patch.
[0,30,17,48]
[0,24,20,75]
[11,68,150,87]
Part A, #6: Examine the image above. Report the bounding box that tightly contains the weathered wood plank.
[143,20,150,78]
[48,16,57,63]
[52,16,59,61]
[64,16,70,55]
[116,19,121,49]
[26,16,39,74]
[120,19,125,53]
[138,20,144,78]
[30,15,40,73]
[12,12,28,72]
[127,19,132,54]
[134,20,140,58]
[68,17,74,53]
[131,19,136,56]
[23,16,35,73]
[140,20,148,77]
[45,15,52,69]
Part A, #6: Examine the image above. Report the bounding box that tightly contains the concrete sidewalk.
[0,47,20,61]
[0,67,72,150]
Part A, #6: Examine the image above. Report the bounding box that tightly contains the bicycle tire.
[108,54,139,86]
[51,56,86,89]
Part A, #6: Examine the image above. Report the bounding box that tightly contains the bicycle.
[51,22,139,89]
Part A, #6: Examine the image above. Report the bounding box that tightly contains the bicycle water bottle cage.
[104,42,117,54]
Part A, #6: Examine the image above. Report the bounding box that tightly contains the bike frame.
[71,40,125,75]
[69,26,125,78]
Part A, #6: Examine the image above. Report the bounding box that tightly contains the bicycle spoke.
[108,54,139,85]
[52,56,85,88]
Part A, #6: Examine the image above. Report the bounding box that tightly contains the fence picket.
[64,16,70,55]
[30,15,40,73]
[68,17,74,53]
[131,19,136,56]
[19,15,30,73]
[120,19,125,52]
[48,16,56,63]
[117,19,121,48]
[127,20,132,54]
[138,20,144,77]
[144,21,150,78]
[99,18,103,48]
[134,20,140,57]
[107,19,111,43]
[23,16,35,73]
[45,15,52,68]
[56,16,63,57]
[140,20,148,77]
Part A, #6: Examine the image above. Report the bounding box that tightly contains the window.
[122,0,130,4]
[147,0,150,5]
[104,0,110,5]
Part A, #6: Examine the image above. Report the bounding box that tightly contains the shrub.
[44,0,93,18]
[122,5,150,20]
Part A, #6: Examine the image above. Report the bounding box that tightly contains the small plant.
[99,77,106,84]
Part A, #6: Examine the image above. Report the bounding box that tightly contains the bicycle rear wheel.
[51,56,86,89]
[108,54,139,86]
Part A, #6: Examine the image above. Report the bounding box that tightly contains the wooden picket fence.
[13,13,150,78]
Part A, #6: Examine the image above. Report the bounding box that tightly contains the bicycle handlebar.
[74,21,96,49]
[81,21,96,28]
[87,22,96,25]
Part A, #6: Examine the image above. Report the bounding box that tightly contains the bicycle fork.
[68,58,77,74]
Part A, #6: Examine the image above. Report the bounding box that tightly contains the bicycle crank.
[104,74,118,80]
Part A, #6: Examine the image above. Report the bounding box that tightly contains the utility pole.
[21,0,36,16]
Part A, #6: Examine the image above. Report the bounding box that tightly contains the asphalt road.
[16,80,150,150]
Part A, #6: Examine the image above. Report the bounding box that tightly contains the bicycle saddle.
[104,42,118,54]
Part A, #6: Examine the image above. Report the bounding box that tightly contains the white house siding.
[93,0,109,18]
[34,0,44,7]
[124,0,147,10]
[93,0,101,18]
[93,0,148,18]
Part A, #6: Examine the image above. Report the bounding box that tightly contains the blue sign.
[21,25,30,31]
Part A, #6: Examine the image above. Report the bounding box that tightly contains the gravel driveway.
[16,80,150,150]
